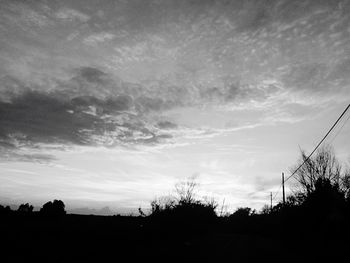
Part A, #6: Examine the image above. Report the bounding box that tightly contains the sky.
[0,0,350,214]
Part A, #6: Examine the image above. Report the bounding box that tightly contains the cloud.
[74,66,110,84]
[0,146,56,163]
[0,91,101,145]
[156,121,178,129]
[254,176,281,192]
[55,8,90,23]
[0,61,329,158]
[0,73,176,153]
[1,0,349,159]
[0,1,53,32]
[83,32,116,46]
[55,67,278,113]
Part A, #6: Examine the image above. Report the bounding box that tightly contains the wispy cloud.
[0,147,56,163]
[0,1,53,31]
[83,32,116,46]
[55,8,90,23]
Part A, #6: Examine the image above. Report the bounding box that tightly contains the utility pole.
[282,172,285,206]
[270,192,272,210]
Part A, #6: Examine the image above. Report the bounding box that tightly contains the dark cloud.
[156,121,178,129]
[0,62,281,155]
[0,66,178,153]
[0,81,174,154]
[77,67,108,83]
[0,91,101,146]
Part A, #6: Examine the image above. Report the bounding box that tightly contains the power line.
[285,103,350,183]
[328,109,350,144]
[270,103,350,203]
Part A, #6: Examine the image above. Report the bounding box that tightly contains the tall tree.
[291,144,347,196]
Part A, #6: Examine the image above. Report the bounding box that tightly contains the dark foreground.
[1,212,349,262]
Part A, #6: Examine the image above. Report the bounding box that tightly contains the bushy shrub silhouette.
[149,198,217,223]
[173,200,217,221]
[303,178,346,215]
[40,200,66,216]
[228,207,256,229]
[230,207,255,218]
[148,177,217,222]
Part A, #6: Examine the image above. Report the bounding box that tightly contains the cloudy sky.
[0,0,350,214]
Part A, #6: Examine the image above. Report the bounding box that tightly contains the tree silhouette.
[40,200,66,216]
[291,145,348,196]
[230,207,255,218]
[17,203,34,213]
[303,178,346,215]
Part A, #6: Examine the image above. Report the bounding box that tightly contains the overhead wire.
[328,109,350,145]
[270,103,350,203]
[284,103,350,183]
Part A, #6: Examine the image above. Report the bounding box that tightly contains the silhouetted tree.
[285,192,306,207]
[340,171,350,201]
[230,207,255,218]
[17,203,34,213]
[303,178,346,215]
[40,200,66,216]
[291,145,348,196]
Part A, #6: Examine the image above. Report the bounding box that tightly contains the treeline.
[0,199,66,216]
